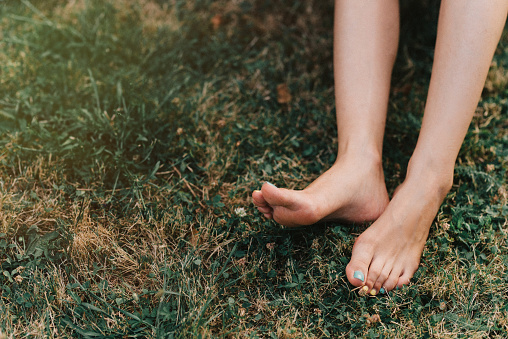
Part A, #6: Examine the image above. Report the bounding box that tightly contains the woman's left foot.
[345,171,452,294]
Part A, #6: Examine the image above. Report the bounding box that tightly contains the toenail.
[266,181,277,188]
[362,286,369,292]
[353,271,365,282]
[370,289,377,296]
[379,287,386,294]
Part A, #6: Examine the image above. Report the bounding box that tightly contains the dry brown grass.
[1,0,507,337]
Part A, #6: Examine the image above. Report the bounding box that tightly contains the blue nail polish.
[353,271,364,282]
[379,287,386,294]
[266,181,277,188]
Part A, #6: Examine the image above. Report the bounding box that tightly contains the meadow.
[0,0,507,337]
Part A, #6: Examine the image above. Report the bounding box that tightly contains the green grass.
[0,0,507,337]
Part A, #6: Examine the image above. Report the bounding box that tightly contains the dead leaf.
[366,314,381,325]
[190,227,199,247]
[211,14,223,30]
[392,83,412,95]
[276,83,292,104]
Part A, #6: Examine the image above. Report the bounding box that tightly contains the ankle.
[337,142,383,169]
[405,158,453,199]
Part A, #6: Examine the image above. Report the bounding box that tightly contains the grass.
[0,0,507,337]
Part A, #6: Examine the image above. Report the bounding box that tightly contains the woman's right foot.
[252,153,390,227]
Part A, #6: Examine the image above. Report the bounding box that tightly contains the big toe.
[261,182,294,207]
[346,250,373,288]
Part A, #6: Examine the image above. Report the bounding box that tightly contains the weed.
[0,0,506,337]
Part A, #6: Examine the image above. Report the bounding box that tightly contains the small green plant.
[0,0,506,337]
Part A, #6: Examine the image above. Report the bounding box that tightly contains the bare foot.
[345,172,452,294]
[252,153,390,227]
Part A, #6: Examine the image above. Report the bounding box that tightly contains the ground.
[0,0,507,337]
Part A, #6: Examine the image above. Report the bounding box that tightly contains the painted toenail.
[266,181,277,188]
[379,287,386,294]
[370,289,377,296]
[362,286,369,292]
[353,271,365,282]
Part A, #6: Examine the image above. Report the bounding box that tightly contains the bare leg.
[346,0,508,294]
[253,0,399,226]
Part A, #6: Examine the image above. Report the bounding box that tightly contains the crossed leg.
[253,0,508,293]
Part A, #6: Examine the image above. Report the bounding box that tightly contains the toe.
[261,182,294,207]
[346,263,368,287]
[257,206,272,214]
[264,213,273,219]
[372,262,392,295]
[252,190,269,207]
[364,258,385,293]
[396,269,414,289]
[346,244,373,288]
[382,266,403,292]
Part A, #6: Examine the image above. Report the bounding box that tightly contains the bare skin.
[348,0,508,295]
[252,153,389,227]
[253,0,508,295]
[253,0,398,226]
